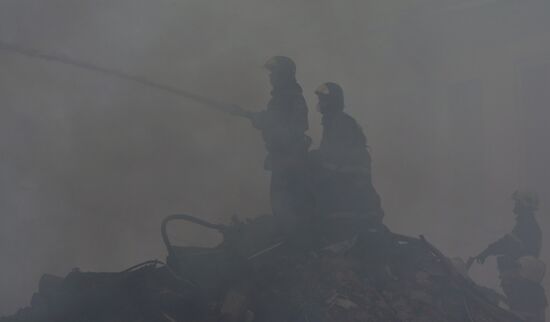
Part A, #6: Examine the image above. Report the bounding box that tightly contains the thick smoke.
[1,0,550,314]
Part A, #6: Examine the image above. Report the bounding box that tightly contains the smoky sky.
[1,0,550,315]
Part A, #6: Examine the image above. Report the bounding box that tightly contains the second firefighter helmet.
[315,82,344,112]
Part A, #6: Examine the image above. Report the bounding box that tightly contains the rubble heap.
[2,214,521,322]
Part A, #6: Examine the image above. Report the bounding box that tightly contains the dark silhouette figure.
[250,56,312,232]
[310,82,384,242]
[474,190,547,322]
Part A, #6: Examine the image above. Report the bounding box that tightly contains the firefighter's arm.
[475,234,519,263]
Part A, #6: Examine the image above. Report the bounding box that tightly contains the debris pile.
[2,214,522,322]
[245,233,521,322]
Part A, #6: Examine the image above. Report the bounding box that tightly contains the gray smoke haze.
[1,0,550,314]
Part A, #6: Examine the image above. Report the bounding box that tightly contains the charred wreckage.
[1,213,524,322]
